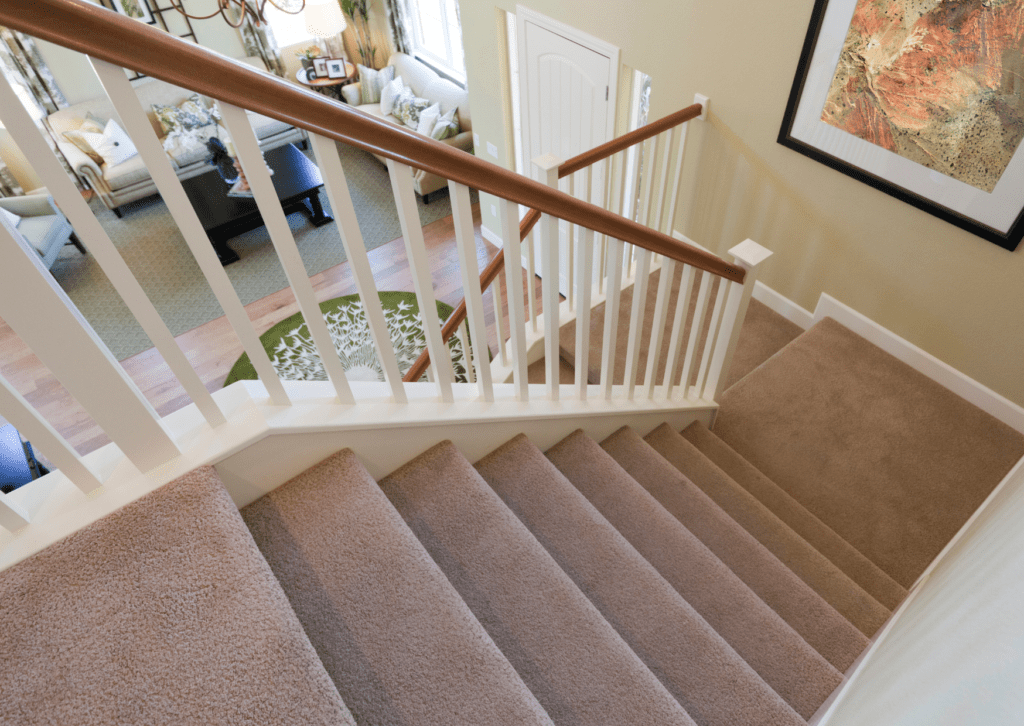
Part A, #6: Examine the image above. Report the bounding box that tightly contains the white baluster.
[637,136,658,227]
[0,374,102,494]
[575,190,595,399]
[651,130,673,233]
[0,68,226,428]
[449,181,493,401]
[491,268,508,367]
[498,198,529,401]
[703,240,772,403]
[386,160,454,402]
[565,175,575,312]
[456,321,475,384]
[623,247,652,400]
[695,278,728,396]
[600,238,625,400]
[310,133,407,403]
[644,258,677,399]
[662,264,696,399]
[90,59,291,406]
[220,104,355,405]
[678,271,713,399]
[0,224,179,472]
[526,227,538,333]
[0,491,29,532]
[533,153,562,401]
[665,95,708,236]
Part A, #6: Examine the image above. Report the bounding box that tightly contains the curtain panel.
[383,0,413,56]
[0,28,77,190]
[238,0,287,77]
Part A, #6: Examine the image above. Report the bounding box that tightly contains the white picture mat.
[790,0,1024,233]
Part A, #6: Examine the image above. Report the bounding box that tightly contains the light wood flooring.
[0,203,545,457]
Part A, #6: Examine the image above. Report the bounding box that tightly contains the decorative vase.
[301,57,315,71]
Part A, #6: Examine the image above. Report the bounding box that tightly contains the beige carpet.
[242,450,551,726]
[50,142,472,360]
[715,317,1024,588]
[0,466,353,725]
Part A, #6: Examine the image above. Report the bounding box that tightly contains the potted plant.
[339,0,378,68]
[296,45,321,71]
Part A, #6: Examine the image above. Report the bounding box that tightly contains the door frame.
[514,5,620,179]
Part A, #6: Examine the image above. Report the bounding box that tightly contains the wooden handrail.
[1,1,742,283]
[404,104,702,382]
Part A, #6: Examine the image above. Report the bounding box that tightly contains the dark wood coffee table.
[182,143,334,265]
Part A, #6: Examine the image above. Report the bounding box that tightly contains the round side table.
[296,63,356,102]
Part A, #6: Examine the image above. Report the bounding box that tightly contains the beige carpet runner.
[5,314,1022,724]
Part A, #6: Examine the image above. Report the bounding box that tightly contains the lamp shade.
[305,0,347,37]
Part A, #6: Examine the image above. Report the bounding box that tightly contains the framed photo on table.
[313,58,329,77]
[108,0,156,24]
[779,0,1024,251]
[326,58,348,79]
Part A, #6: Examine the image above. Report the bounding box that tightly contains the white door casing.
[516,7,619,297]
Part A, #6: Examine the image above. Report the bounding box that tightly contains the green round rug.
[224,291,471,387]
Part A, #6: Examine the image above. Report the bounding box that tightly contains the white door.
[517,10,618,296]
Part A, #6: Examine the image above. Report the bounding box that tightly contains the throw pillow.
[416,103,441,136]
[80,119,139,168]
[0,207,21,230]
[152,94,217,136]
[62,112,108,165]
[163,123,230,168]
[430,108,461,141]
[380,75,404,116]
[358,64,395,105]
[392,87,433,129]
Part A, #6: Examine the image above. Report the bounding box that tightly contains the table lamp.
[305,0,347,59]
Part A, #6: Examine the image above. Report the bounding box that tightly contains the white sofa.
[342,53,473,201]
[45,59,306,217]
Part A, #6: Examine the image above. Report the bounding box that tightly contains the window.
[263,3,315,49]
[408,0,466,83]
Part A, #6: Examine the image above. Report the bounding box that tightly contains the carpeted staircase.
[3,310,1022,724]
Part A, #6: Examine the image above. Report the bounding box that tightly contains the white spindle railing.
[0,56,769,540]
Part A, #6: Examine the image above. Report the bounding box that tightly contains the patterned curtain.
[238,0,287,77]
[382,0,412,55]
[0,27,77,190]
[0,163,24,198]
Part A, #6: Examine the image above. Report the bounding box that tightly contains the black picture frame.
[778,0,1024,252]
[109,0,156,24]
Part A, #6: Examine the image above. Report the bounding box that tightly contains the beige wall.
[461,0,1024,407]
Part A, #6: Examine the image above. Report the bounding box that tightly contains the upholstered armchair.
[0,193,85,269]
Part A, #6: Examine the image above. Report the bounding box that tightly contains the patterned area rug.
[48,141,473,361]
[224,291,469,386]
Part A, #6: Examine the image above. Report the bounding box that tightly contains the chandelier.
[167,0,306,29]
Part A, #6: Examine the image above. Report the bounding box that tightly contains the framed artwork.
[313,58,329,77]
[109,0,156,24]
[326,58,348,79]
[779,0,1024,251]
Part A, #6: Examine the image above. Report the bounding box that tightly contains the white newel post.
[533,153,563,401]
[703,239,773,407]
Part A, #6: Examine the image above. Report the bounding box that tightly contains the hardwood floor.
[0,203,545,457]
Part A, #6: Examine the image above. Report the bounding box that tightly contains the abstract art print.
[780,0,1024,250]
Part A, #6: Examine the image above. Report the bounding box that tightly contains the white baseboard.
[481,224,502,248]
[752,281,814,330]
[813,293,1024,434]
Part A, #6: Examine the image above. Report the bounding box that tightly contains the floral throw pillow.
[430,108,461,141]
[392,88,433,129]
[358,64,396,105]
[152,94,217,136]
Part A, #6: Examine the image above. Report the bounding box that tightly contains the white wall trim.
[752,281,815,330]
[813,293,1024,434]
[481,222,503,248]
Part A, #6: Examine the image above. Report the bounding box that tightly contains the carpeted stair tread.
[643,424,890,637]
[681,421,908,610]
[546,430,842,719]
[476,434,804,726]
[527,355,576,384]
[0,467,354,726]
[715,316,1024,587]
[379,441,695,726]
[242,450,553,726]
[605,426,870,667]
